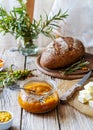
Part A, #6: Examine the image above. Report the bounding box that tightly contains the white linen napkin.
[49,0,93,47]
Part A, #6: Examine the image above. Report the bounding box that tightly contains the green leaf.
[0,0,68,47]
[64,61,90,75]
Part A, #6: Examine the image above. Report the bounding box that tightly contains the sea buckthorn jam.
[18,78,59,113]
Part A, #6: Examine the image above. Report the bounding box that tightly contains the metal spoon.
[8,84,36,94]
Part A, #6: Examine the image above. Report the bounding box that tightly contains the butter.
[85,93,93,100]
[78,82,93,106]
[89,100,93,108]
[79,90,93,96]
[84,82,93,91]
[78,95,88,103]
[79,90,93,100]
[79,90,88,95]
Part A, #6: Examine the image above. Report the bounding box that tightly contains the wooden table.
[0,43,93,130]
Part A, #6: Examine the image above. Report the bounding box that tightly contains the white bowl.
[0,110,13,130]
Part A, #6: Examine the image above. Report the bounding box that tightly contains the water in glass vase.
[18,39,38,56]
[18,45,38,56]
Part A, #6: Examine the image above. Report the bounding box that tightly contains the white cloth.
[49,0,93,47]
[0,0,93,48]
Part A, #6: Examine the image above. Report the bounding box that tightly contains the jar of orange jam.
[18,78,59,113]
[0,59,4,71]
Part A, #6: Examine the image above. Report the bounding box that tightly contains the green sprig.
[64,60,90,75]
[0,0,68,47]
[0,66,33,87]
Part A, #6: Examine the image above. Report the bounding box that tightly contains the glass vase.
[17,38,38,56]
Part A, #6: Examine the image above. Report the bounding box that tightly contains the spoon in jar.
[8,84,36,94]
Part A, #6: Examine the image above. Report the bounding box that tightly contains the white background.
[0,0,93,48]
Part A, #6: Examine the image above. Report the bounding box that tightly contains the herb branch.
[0,66,33,87]
[64,60,90,75]
[0,0,68,47]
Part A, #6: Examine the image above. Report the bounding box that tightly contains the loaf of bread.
[40,37,85,69]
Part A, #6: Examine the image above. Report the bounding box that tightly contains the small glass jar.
[18,78,59,113]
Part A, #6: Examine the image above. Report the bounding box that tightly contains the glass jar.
[18,78,59,113]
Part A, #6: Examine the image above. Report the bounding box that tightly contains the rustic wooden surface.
[0,42,93,130]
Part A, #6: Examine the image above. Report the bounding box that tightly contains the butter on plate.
[78,95,88,103]
[84,82,93,91]
[78,82,93,107]
[89,100,93,108]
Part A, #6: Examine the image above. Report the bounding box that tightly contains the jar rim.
[20,77,57,97]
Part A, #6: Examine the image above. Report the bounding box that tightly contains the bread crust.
[40,37,85,69]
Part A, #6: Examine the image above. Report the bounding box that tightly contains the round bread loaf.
[40,37,85,69]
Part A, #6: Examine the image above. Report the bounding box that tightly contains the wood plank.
[22,109,59,130]
[58,104,93,130]
[0,48,25,130]
[26,0,35,22]
[0,89,21,130]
